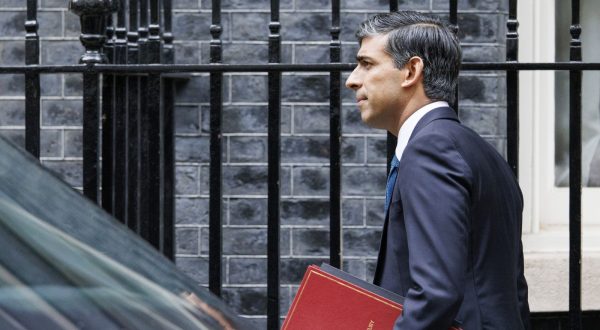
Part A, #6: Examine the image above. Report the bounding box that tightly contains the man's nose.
[345,68,361,90]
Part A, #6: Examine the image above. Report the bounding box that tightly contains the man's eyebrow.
[356,55,372,62]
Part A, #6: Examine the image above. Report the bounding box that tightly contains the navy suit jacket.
[373,107,530,329]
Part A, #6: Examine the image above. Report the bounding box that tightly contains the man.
[345,11,530,329]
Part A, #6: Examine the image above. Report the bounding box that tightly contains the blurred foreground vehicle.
[0,136,253,330]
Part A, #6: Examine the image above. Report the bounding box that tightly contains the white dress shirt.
[395,101,450,161]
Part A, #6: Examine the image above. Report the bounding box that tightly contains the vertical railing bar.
[569,0,582,328]
[138,0,150,239]
[114,0,129,223]
[386,1,398,174]
[145,0,163,251]
[329,0,342,270]
[449,0,459,114]
[25,0,40,159]
[506,0,520,176]
[101,15,115,210]
[162,0,175,260]
[267,0,282,327]
[127,0,140,233]
[209,0,224,297]
[83,72,101,202]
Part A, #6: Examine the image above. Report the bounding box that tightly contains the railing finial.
[69,0,119,64]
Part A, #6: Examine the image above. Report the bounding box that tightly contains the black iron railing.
[8,0,595,329]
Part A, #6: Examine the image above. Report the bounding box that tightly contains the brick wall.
[0,0,508,328]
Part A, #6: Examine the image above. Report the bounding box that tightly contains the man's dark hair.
[356,11,462,104]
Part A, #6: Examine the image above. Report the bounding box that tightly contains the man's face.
[345,34,406,133]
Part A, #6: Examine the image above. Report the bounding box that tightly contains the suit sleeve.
[394,132,472,329]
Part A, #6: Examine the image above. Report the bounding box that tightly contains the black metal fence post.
[69,0,117,202]
[506,0,520,176]
[162,0,175,261]
[569,0,583,328]
[209,0,224,297]
[127,0,141,234]
[25,0,40,159]
[329,0,342,270]
[267,0,282,327]
[102,14,115,212]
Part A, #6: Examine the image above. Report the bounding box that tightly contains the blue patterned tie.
[384,155,400,214]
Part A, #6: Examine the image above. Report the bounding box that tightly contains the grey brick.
[230,75,267,102]
[0,0,25,7]
[38,11,62,38]
[203,227,289,255]
[174,42,200,64]
[281,257,327,284]
[41,40,84,65]
[176,227,199,255]
[175,256,208,284]
[293,106,328,134]
[342,43,360,63]
[282,136,329,163]
[342,259,366,280]
[462,45,504,63]
[41,129,61,157]
[64,129,82,157]
[293,167,329,196]
[366,136,387,164]
[230,136,267,163]
[175,105,200,134]
[281,198,329,226]
[174,75,211,103]
[40,0,65,8]
[0,130,23,148]
[228,258,267,284]
[174,0,200,9]
[202,105,270,134]
[229,198,267,225]
[222,165,291,196]
[41,74,62,97]
[0,11,26,38]
[281,13,329,42]
[366,198,385,226]
[342,198,363,226]
[42,160,82,187]
[175,197,209,225]
[343,228,381,257]
[342,137,364,164]
[203,0,293,10]
[42,100,82,126]
[0,74,24,96]
[172,13,226,42]
[294,45,328,64]
[176,165,199,195]
[0,100,24,125]
[292,228,329,256]
[341,13,370,42]
[202,43,276,65]
[458,75,506,105]
[459,106,503,136]
[342,166,386,196]
[64,12,80,38]
[0,41,24,65]
[231,13,269,41]
[65,74,83,97]
[222,287,267,315]
[453,14,504,44]
[432,0,507,11]
[282,75,329,102]
[175,136,210,162]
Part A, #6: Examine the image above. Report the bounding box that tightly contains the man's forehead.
[356,34,390,59]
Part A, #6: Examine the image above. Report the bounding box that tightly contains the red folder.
[281,264,462,330]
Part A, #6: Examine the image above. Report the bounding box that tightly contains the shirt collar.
[395,101,449,161]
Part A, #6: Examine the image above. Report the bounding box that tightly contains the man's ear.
[400,56,424,88]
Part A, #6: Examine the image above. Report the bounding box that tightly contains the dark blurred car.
[0,136,253,330]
